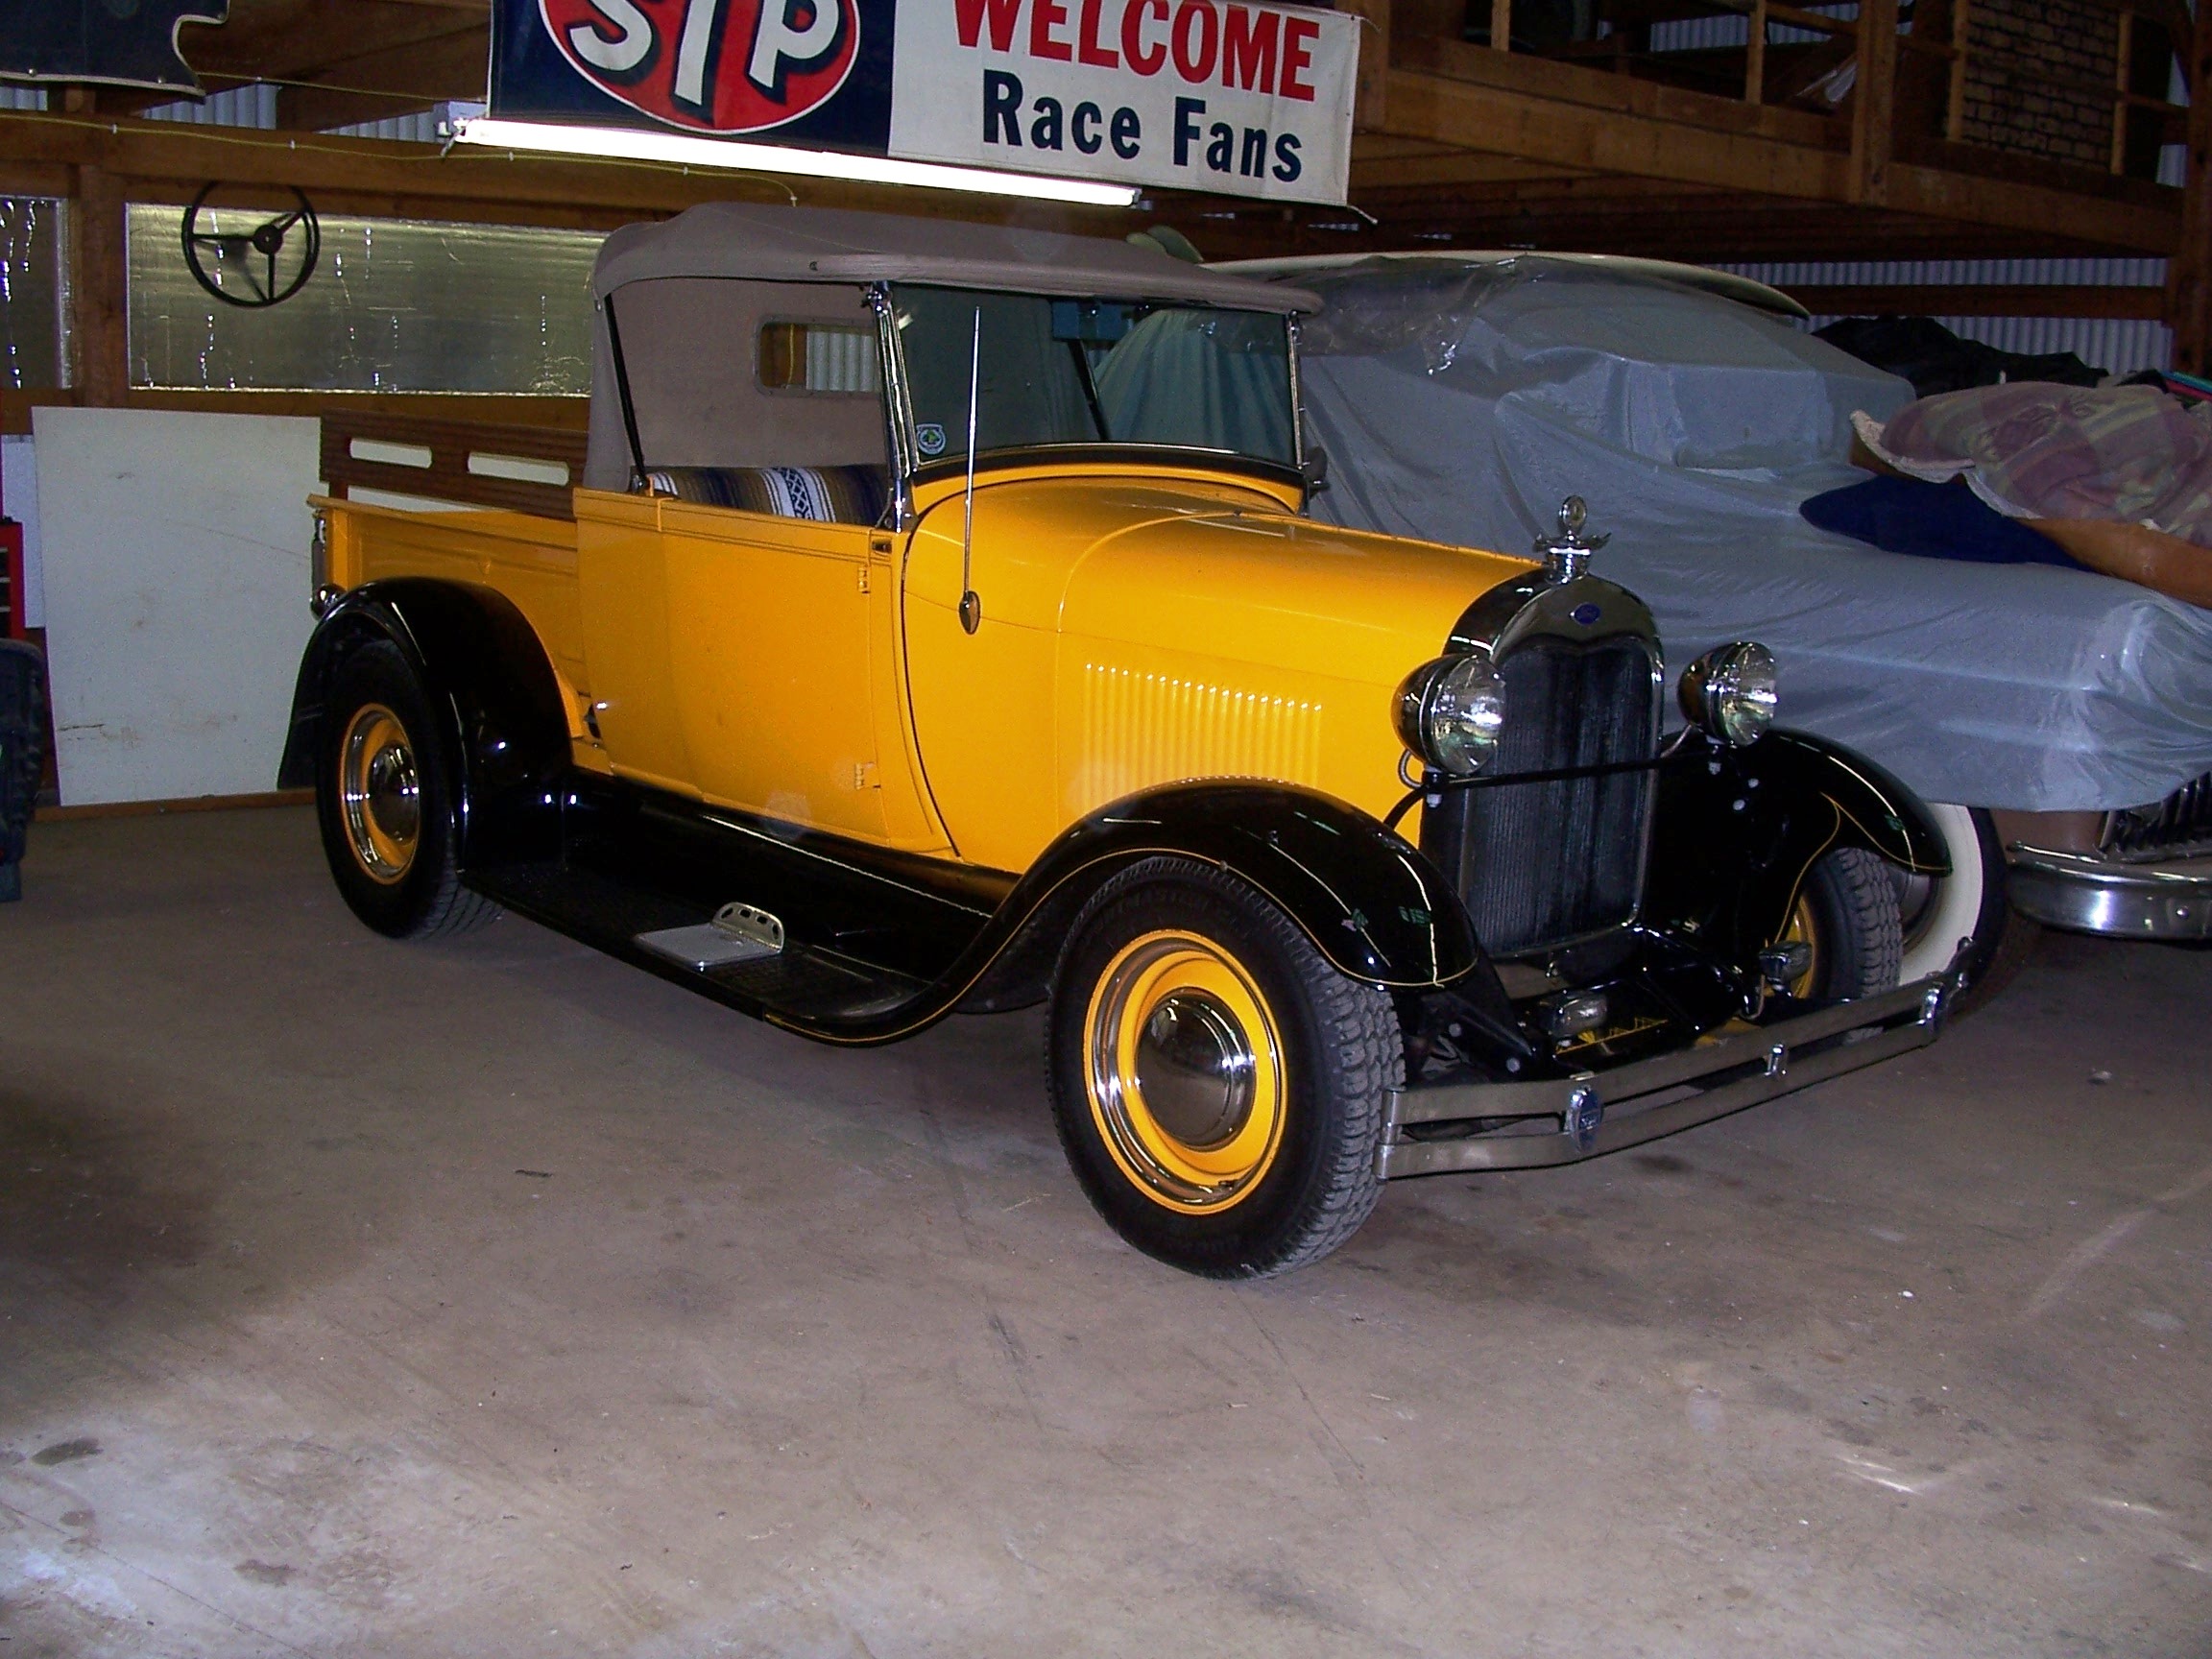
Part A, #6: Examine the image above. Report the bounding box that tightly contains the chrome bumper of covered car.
[1377,976,1952,1180]
[2008,846,2212,940]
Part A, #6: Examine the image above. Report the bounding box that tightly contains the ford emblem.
[1572,602,1602,626]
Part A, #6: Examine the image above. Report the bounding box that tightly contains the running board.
[470,861,928,1029]
[1378,974,1954,1179]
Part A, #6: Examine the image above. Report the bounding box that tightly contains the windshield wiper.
[1065,340,1111,443]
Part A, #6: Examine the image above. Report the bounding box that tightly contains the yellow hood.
[908,468,1531,686]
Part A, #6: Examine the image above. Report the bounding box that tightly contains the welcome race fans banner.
[494,1,1358,204]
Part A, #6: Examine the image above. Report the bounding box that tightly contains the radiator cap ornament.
[1534,495,1609,585]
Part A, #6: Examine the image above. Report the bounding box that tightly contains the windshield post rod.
[602,293,651,493]
[959,305,983,636]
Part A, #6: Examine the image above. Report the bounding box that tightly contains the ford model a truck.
[281,204,1953,1279]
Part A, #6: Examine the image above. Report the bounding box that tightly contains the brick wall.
[1957,0,2120,169]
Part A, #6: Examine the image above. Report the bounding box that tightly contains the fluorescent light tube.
[451,117,1141,208]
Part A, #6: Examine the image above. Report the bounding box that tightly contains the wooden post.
[1946,0,1971,140]
[2112,10,2133,174]
[68,166,129,407]
[2170,12,2212,373]
[1745,0,1768,104]
[1490,0,1513,52]
[1851,0,1899,205]
[1344,0,1391,131]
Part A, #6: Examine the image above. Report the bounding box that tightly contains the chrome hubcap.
[339,704,421,885]
[1133,993,1256,1151]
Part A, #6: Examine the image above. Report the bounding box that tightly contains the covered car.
[1226,252,2212,971]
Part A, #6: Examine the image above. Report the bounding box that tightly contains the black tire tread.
[1820,846,1904,999]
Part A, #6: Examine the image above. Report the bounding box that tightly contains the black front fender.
[276,580,569,867]
[1645,728,1948,961]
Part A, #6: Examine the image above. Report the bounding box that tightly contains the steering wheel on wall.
[181,182,321,308]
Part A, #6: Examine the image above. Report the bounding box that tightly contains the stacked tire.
[0,640,44,902]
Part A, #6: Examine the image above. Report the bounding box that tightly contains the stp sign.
[540,0,862,133]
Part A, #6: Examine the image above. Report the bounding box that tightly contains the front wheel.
[1777,847,1904,1004]
[1894,804,2034,1011]
[1046,859,1402,1279]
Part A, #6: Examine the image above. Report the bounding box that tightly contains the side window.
[758,321,881,396]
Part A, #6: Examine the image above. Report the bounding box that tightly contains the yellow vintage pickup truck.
[282,203,1952,1277]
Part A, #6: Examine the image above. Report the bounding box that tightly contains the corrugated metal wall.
[1645,4,1859,52]
[1717,258,2176,375]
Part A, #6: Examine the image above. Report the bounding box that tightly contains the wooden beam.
[68,165,128,406]
[1352,151,1587,188]
[1,387,584,439]
[189,0,483,84]
[1850,0,1898,205]
[1394,35,1842,149]
[2171,6,2212,371]
[1782,283,2167,318]
[1885,157,2177,252]
[273,24,487,132]
[1342,0,1391,132]
[1382,64,1852,199]
[1744,0,1768,104]
[1946,0,1970,141]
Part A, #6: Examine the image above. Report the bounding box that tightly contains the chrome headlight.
[1679,641,1777,747]
[1395,653,1506,776]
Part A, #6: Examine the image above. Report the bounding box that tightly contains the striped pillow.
[640,465,889,526]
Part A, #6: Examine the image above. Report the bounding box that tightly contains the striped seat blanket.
[637,465,890,526]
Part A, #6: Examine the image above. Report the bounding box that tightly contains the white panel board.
[34,407,319,805]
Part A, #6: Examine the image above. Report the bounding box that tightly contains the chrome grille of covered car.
[2102,769,2212,860]
[1420,634,1660,958]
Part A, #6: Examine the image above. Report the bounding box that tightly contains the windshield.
[890,285,1297,472]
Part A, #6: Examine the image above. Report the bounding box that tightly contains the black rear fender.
[277,580,569,867]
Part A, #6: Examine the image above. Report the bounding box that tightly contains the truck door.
[656,499,889,841]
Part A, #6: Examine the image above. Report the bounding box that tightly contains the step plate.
[634,922,783,973]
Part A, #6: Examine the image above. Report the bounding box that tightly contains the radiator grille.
[2103,770,2212,860]
[1074,663,1323,813]
[1422,635,1659,957]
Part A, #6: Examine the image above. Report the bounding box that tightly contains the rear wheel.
[1046,859,1401,1279]
[1779,847,1904,1004]
[317,641,497,940]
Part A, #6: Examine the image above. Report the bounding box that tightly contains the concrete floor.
[0,808,2207,1658]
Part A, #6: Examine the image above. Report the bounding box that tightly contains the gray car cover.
[1285,257,2212,812]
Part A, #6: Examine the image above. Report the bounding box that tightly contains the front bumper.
[2007,846,2212,941]
[1379,974,1952,1179]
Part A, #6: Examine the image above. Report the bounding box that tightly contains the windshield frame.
[872,281,1307,517]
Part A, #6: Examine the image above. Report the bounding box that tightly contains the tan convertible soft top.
[591,202,1318,311]
[583,204,1318,491]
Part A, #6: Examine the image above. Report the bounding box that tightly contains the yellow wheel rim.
[1083,929,1286,1214]
[1781,894,1821,999]
[338,702,421,886]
